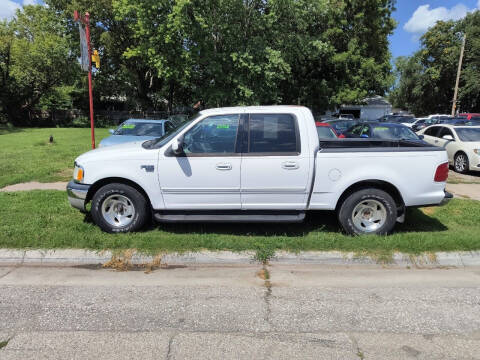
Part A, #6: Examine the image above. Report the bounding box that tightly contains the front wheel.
[91,183,149,233]
[337,188,397,235]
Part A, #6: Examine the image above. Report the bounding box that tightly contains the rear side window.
[438,127,454,138]
[248,114,299,153]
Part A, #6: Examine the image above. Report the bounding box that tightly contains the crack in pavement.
[166,331,177,360]
[348,333,365,359]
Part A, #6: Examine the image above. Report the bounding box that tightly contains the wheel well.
[335,180,405,211]
[86,177,152,208]
[454,150,468,159]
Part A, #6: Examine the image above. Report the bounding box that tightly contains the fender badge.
[141,165,154,172]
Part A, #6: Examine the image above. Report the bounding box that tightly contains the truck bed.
[319,139,444,151]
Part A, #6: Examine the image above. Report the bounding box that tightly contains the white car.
[67,106,451,235]
[419,125,480,173]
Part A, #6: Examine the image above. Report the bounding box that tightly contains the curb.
[1,249,480,267]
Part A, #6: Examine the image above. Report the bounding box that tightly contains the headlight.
[474,149,480,155]
[73,162,85,183]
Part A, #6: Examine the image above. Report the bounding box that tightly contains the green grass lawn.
[0,190,479,254]
[0,127,109,188]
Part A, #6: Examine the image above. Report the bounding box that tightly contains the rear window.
[316,126,337,139]
[248,114,299,153]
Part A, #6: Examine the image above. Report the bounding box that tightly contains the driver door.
[158,114,243,209]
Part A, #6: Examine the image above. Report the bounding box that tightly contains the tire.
[91,183,149,233]
[454,152,469,174]
[337,188,397,235]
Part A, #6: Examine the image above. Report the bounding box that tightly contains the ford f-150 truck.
[67,106,451,235]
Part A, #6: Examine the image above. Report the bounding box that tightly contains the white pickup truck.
[67,106,452,235]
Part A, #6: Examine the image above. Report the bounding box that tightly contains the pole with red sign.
[74,11,96,149]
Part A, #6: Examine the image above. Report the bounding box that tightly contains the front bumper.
[66,180,91,212]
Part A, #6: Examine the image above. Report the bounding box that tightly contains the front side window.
[248,114,299,153]
[455,128,480,142]
[424,126,440,137]
[182,114,240,154]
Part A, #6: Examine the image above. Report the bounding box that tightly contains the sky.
[389,0,480,58]
[1,0,480,59]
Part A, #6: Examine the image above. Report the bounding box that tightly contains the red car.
[459,113,480,120]
[315,122,344,138]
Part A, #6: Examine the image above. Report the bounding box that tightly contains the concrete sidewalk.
[0,181,67,192]
[1,249,480,267]
[446,183,480,200]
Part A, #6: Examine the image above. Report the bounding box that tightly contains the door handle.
[215,162,232,171]
[281,161,299,170]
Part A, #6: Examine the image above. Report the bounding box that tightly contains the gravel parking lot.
[1,264,479,359]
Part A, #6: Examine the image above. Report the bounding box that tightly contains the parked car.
[344,122,425,143]
[418,125,480,173]
[459,113,480,120]
[339,113,355,119]
[315,122,339,139]
[321,119,359,136]
[377,114,414,123]
[433,117,469,126]
[67,106,451,236]
[98,119,174,148]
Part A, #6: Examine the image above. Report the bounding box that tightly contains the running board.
[154,211,306,223]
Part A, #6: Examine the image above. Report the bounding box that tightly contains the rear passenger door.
[240,113,310,210]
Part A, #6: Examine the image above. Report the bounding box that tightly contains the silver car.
[98,119,174,147]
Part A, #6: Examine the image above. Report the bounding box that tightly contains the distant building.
[339,96,392,120]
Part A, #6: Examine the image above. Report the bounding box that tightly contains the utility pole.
[74,11,96,149]
[451,34,466,116]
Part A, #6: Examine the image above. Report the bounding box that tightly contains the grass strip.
[0,191,479,254]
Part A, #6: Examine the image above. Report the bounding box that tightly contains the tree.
[0,5,79,123]
[113,0,396,111]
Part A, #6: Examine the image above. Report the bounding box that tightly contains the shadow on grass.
[0,126,24,135]
[83,207,447,236]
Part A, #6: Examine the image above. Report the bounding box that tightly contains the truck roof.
[199,105,309,116]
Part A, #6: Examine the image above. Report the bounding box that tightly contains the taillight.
[434,162,449,182]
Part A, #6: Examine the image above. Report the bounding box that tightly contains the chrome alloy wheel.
[351,199,387,233]
[101,194,135,227]
[455,154,467,172]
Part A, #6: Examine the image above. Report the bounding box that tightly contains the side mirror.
[108,129,115,134]
[442,135,454,141]
[418,135,424,140]
[171,137,184,155]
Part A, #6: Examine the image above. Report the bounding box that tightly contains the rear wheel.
[454,152,469,174]
[338,188,397,235]
[91,183,149,233]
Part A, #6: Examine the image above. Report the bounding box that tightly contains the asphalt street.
[0,264,479,359]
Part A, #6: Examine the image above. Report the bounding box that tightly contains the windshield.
[114,122,165,136]
[150,113,201,148]
[316,126,337,139]
[401,118,416,124]
[372,125,419,140]
[455,128,480,142]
